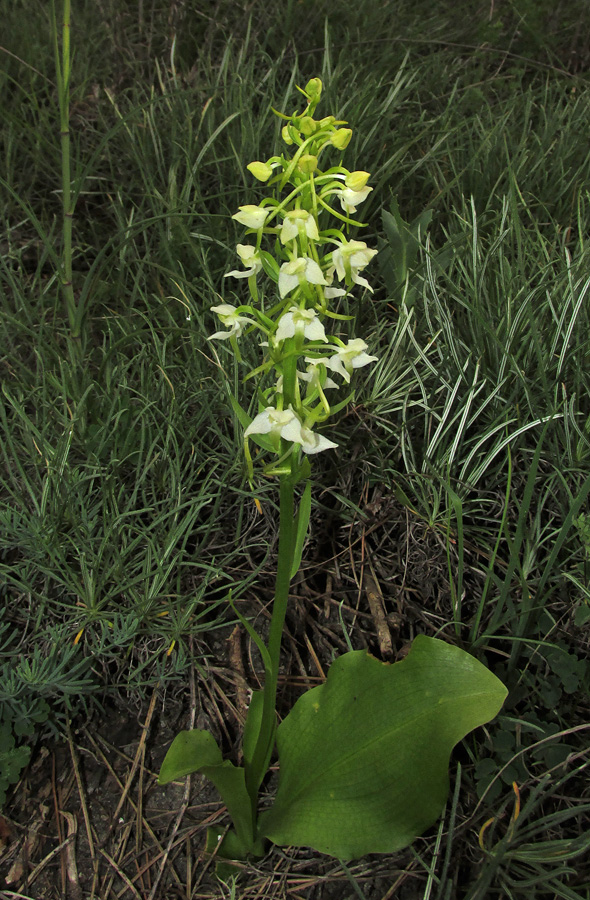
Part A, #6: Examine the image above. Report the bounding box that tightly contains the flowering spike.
[209,77,378,476]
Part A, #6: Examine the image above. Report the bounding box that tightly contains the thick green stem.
[245,473,296,803]
[244,338,300,808]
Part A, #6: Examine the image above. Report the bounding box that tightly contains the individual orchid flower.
[280,209,319,245]
[278,257,327,298]
[317,339,378,383]
[296,425,339,455]
[224,244,263,279]
[232,205,269,229]
[244,406,299,442]
[299,360,338,390]
[337,183,373,215]
[208,303,255,341]
[244,407,337,456]
[275,307,328,343]
[329,171,373,215]
[329,239,378,293]
[279,414,338,455]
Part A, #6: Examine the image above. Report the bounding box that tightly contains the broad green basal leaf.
[158,729,255,852]
[259,635,507,859]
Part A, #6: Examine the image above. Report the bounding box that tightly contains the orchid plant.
[158,78,506,874]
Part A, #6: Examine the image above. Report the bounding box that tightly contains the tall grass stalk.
[51,0,82,371]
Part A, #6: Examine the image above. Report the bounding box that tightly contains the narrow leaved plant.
[158,78,507,873]
[52,0,83,371]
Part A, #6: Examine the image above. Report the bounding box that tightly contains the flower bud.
[299,116,317,137]
[247,161,273,182]
[345,170,370,191]
[305,77,322,101]
[331,128,353,150]
[232,205,268,229]
[298,154,318,174]
[318,115,336,128]
[282,125,294,145]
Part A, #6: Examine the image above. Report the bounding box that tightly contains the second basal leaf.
[259,635,507,859]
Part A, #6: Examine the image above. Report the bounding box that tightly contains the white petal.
[304,216,319,240]
[275,312,296,342]
[207,330,233,341]
[326,355,351,382]
[278,271,300,298]
[303,319,328,342]
[299,427,339,454]
[224,266,257,279]
[351,351,379,369]
[280,218,299,244]
[331,249,346,281]
[244,409,273,437]
[351,273,373,292]
[280,416,304,444]
[304,258,327,285]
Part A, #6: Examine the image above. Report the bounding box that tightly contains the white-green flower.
[279,415,338,455]
[329,240,378,292]
[245,406,298,440]
[208,303,255,341]
[337,183,373,215]
[244,406,338,455]
[280,209,320,245]
[278,257,327,298]
[296,425,339,455]
[275,306,328,343]
[299,360,338,390]
[315,339,378,383]
[232,205,269,229]
[224,244,263,279]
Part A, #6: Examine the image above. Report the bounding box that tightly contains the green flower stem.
[245,342,299,806]
[245,472,296,802]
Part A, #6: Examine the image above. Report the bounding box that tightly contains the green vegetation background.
[1,0,590,895]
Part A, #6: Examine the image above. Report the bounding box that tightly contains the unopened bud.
[331,128,353,150]
[318,115,336,129]
[299,116,317,137]
[345,170,370,191]
[247,161,273,182]
[298,154,318,174]
[282,125,294,145]
[305,77,322,100]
